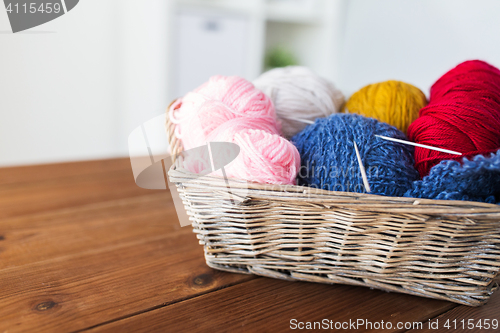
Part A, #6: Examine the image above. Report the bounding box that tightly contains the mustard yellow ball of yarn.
[344,80,427,134]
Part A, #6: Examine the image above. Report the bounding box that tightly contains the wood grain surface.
[0,158,498,333]
[88,278,455,333]
[406,291,500,333]
[0,159,151,219]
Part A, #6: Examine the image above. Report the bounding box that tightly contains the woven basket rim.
[169,166,500,217]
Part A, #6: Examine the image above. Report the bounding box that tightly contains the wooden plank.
[87,277,456,333]
[0,227,253,332]
[0,158,133,186]
[0,193,174,269]
[406,291,500,332]
[0,160,153,219]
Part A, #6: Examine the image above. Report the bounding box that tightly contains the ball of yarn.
[292,113,419,197]
[405,151,500,204]
[170,75,280,148]
[344,80,427,134]
[253,66,345,139]
[169,75,300,185]
[408,60,500,177]
[226,129,301,185]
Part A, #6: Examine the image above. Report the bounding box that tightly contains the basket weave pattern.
[166,116,500,306]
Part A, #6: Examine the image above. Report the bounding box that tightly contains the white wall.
[118,0,174,154]
[339,0,500,97]
[0,0,121,166]
[0,0,173,166]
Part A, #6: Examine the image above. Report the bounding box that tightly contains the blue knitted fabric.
[404,150,500,204]
[291,113,419,197]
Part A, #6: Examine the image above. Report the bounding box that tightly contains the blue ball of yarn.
[291,113,419,197]
[404,151,500,204]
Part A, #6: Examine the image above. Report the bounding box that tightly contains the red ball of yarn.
[407,60,500,177]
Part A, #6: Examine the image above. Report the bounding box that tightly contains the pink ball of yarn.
[226,129,300,185]
[169,75,300,185]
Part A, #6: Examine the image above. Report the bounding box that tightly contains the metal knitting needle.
[375,135,462,155]
[353,141,371,193]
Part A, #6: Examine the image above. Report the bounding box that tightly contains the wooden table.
[1,158,499,332]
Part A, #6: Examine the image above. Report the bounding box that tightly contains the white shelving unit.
[170,0,265,97]
[265,0,346,83]
[170,0,346,98]
[265,0,322,24]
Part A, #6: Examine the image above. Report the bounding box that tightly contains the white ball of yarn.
[253,66,344,138]
[253,66,345,138]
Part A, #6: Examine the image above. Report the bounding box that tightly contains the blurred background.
[1,0,500,166]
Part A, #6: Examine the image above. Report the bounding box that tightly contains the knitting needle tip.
[375,135,462,155]
[353,141,371,193]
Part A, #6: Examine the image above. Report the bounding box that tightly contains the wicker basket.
[166,114,500,307]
